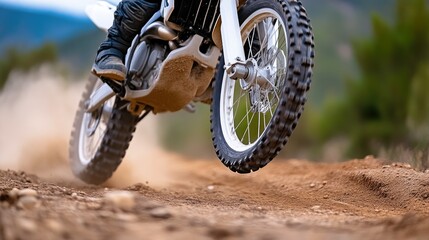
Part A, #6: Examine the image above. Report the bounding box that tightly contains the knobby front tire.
[211,0,314,173]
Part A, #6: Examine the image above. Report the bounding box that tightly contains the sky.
[0,0,111,16]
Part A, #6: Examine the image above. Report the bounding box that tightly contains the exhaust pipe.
[141,21,178,41]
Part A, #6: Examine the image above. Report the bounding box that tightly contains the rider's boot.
[92,0,160,81]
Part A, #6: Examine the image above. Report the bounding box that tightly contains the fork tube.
[220,0,245,67]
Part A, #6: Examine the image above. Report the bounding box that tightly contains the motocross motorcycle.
[69,0,314,184]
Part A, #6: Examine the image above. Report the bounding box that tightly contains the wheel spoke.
[79,79,116,163]
[263,111,267,129]
[235,98,254,130]
[258,110,261,138]
[233,88,249,109]
[245,93,251,143]
[220,9,289,151]
[240,110,257,144]
[267,93,275,117]
[247,27,258,59]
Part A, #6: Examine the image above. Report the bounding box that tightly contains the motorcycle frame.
[86,0,246,114]
[162,0,245,65]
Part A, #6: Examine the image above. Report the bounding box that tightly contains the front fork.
[220,0,245,67]
[220,0,272,90]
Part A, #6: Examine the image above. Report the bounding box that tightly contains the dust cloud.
[0,66,176,188]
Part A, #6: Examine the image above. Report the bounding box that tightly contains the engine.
[128,41,167,90]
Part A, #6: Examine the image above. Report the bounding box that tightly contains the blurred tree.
[0,43,57,90]
[408,63,429,142]
[318,0,429,156]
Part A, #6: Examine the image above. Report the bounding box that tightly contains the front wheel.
[211,0,314,173]
[69,75,138,184]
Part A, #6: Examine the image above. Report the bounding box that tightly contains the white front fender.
[85,1,117,32]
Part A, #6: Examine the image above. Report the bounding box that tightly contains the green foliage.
[301,0,395,105]
[407,63,429,141]
[318,0,429,156]
[0,43,57,89]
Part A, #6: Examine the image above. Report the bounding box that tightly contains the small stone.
[142,200,162,210]
[207,227,233,239]
[375,209,381,213]
[207,185,215,191]
[116,213,138,222]
[286,218,301,226]
[45,219,64,233]
[323,195,329,199]
[150,208,172,219]
[365,155,374,160]
[8,188,20,201]
[310,205,320,211]
[104,191,136,212]
[403,164,412,169]
[322,181,327,185]
[165,224,179,232]
[425,169,429,174]
[86,202,102,210]
[17,196,39,210]
[309,183,316,188]
[18,189,38,198]
[128,183,146,191]
[98,211,114,218]
[17,218,37,232]
[86,197,101,202]
[71,193,78,199]
[207,225,242,239]
[382,165,391,169]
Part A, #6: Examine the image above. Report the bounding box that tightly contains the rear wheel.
[69,75,138,184]
[211,0,314,173]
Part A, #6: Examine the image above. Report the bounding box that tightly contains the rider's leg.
[92,0,160,81]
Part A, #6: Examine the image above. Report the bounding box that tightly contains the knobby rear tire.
[69,75,138,185]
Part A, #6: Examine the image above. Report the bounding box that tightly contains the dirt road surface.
[1,157,429,240]
[1,70,429,240]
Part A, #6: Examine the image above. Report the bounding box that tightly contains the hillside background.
[0,0,395,101]
[2,0,427,165]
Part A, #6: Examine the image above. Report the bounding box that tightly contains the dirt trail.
[1,157,429,240]
[1,68,429,239]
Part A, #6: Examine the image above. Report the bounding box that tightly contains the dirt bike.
[69,0,314,184]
